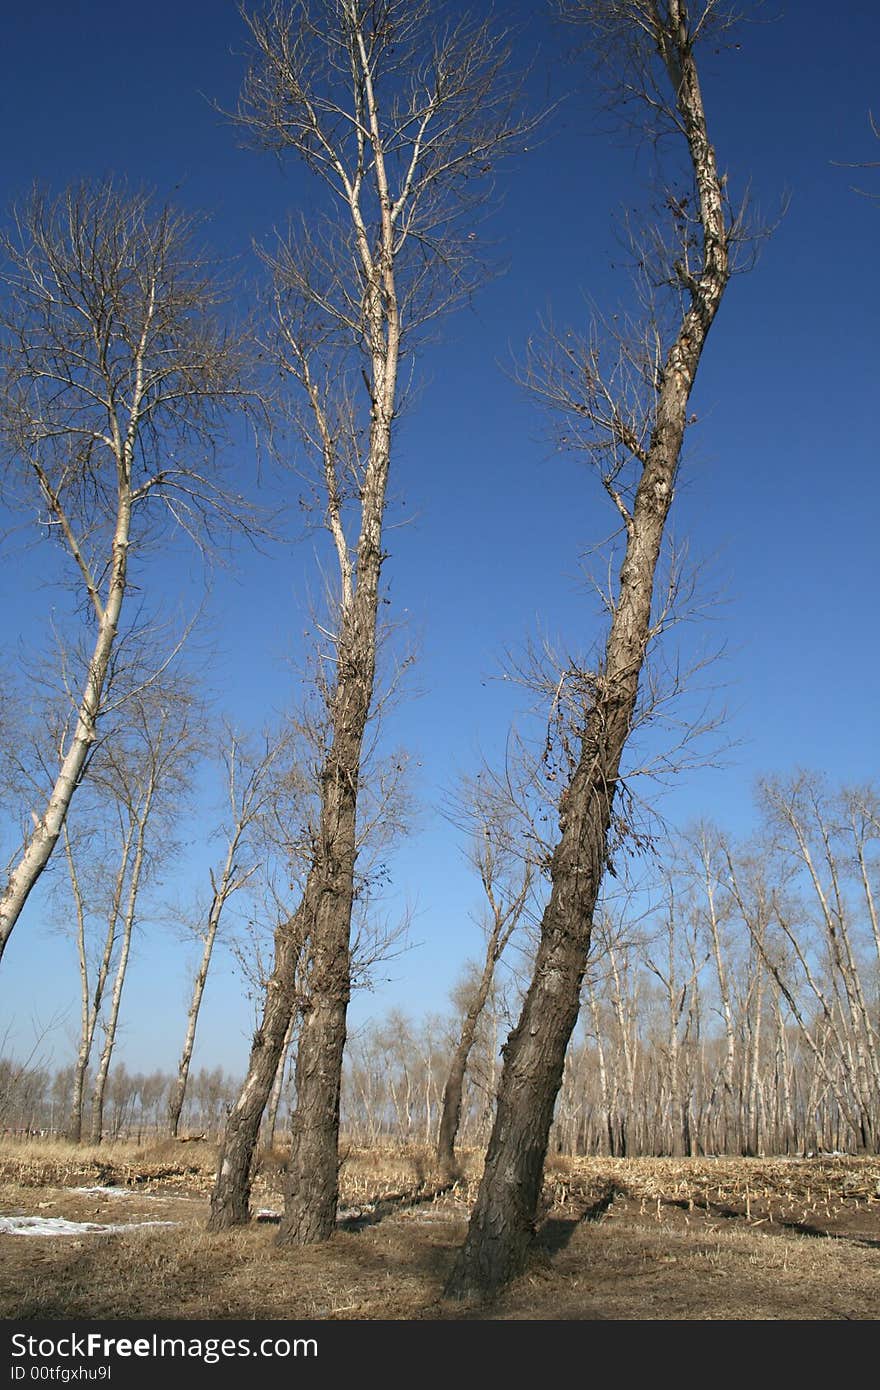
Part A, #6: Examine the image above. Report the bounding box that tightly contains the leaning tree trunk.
[445,500,678,1292]
[0,492,130,965]
[437,1022,481,1182]
[445,12,731,1299]
[207,904,306,1229]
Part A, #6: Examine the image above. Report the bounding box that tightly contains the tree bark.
[438,1011,483,1181]
[444,2,732,1299]
[207,904,305,1229]
[279,590,380,1243]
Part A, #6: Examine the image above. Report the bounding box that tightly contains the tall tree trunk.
[444,4,732,1299]
[586,979,612,1156]
[277,201,399,1240]
[279,668,373,1243]
[209,515,385,1240]
[66,827,94,1145]
[67,831,132,1142]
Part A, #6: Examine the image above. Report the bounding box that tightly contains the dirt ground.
[1,1140,878,1320]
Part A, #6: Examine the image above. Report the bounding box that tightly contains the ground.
[1,1140,878,1320]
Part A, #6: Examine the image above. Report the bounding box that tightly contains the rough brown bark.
[207,906,305,1229]
[279,551,382,1242]
[445,0,733,1299]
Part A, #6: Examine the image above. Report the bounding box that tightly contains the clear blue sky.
[1,1,878,1078]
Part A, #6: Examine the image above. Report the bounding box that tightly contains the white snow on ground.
[0,1216,177,1237]
[67,1185,137,1197]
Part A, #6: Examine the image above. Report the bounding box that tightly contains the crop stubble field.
[1,1139,878,1320]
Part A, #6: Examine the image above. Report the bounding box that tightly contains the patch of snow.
[67,1185,135,1197]
[0,1216,177,1238]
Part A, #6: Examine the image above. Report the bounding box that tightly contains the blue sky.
[1,1,878,1078]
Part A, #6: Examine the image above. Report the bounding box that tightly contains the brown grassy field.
[1,1137,878,1320]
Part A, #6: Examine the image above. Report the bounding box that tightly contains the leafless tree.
[167,726,290,1138]
[437,776,535,1179]
[209,662,412,1226]
[209,0,531,1240]
[64,679,202,1143]
[447,0,746,1298]
[0,180,257,963]
[752,773,880,1150]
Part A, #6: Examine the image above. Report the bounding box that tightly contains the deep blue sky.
[1,1,878,1078]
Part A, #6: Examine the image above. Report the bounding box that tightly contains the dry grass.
[1,1138,879,1320]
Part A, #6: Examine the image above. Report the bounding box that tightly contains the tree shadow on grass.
[663,1195,880,1249]
[535,1180,627,1258]
[337,1181,459,1232]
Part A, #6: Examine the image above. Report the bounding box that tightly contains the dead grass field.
[1,1138,878,1320]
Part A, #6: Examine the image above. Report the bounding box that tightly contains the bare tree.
[446,0,745,1298]
[437,775,534,1179]
[167,727,289,1138]
[209,0,529,1240]
[80,682,201,1143]
[755,773,880,1151]
[209,670,411,1227]
[0,181,255,962]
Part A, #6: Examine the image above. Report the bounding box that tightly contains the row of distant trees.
[0,1062,238,1143]
[5,770,878,1160]
[347,770,880,1161]
[350,776,880,1161]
